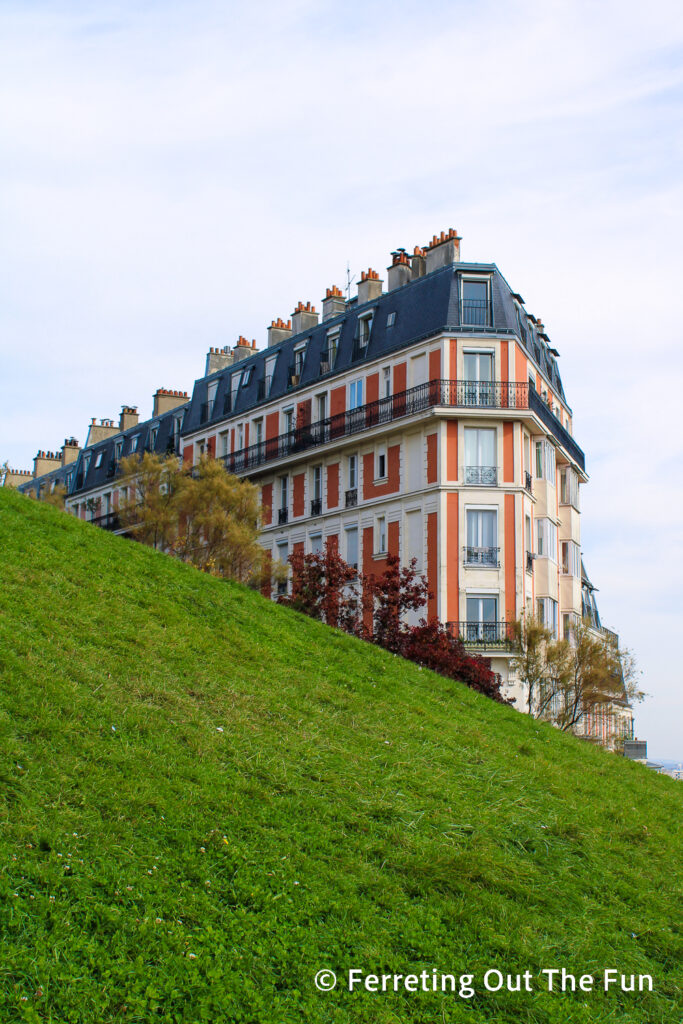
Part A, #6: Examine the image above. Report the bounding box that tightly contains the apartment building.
[11,227,632,735]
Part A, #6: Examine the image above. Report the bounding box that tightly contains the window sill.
[373,476,388,485]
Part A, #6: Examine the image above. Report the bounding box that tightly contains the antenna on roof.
[345,262,355,302]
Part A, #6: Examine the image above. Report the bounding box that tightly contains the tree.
[118,451,266,585]
[511,616,644,736]
[119,452,183,550]
[365,553,429,652]
[172,454,264,583]
[280,540,363,632]
[43,484,67,509]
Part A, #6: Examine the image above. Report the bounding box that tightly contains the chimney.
[411,245,426,279]
[61,437,81,465]
[267,317,292,347]
[85,417,120,447]
[205,345,235,375]
[153,389,190,417]
[424,229,461,274]
[291,301,319,335]
[119,406,139,432]
[33,450,61,479]
[357,269,383,305]
[322,285,346,321]
[387,250,412,291]
[232,336,256,364]
[2,467,32,488]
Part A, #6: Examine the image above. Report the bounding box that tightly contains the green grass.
[0,488,681,1024]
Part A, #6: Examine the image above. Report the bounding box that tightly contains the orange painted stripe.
[429,348,441,381]
[504,493,516,623]
[426,433,438,484]
[446,420,458,480]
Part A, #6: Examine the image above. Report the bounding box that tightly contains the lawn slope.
[0,488,681,1024]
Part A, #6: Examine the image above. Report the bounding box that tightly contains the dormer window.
[241,365,254,388]
[207,381,218,417]
[359,313,373,347]
[130,435,139,453]
[386,312,396,328]
[114,440,123,463]
[461,277,491,327]
[83,454,91,475]
[149,426,159,450]
[95,452,104,469]
[293,344,306,377]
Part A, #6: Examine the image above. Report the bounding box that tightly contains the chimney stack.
[3,467,32,488]
[232,336,256,364]
[205,345,234,375]
[61,437,81,465]
[322,285,346,321]
[153,389,190,417]
[424,229,461,274]
[291,301,319,335]
[387,250,412,291]
[119,406,139,432]
[411,245,426,279]
[357,268,383,305]
[267,317,292,348]
[85,417,120,447]
[33,450,62,479]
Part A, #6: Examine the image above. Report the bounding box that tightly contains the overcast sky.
[1,0,681,759]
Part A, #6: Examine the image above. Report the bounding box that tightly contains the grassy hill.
[0,487,681,1024]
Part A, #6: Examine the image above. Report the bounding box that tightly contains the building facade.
[9,227,632,741]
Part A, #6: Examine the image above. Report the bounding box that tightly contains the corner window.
[464,428,496,485]
[534,440,556,482]
[536,518,558,561]
[461,278,491,327]
[465,508,498,565]
[560,467,580,508]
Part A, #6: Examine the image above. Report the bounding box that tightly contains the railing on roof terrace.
[220,379,530,475]
[528,388,585,472]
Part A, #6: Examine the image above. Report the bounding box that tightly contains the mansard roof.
[17,460,77,498]
[181,262,566,435]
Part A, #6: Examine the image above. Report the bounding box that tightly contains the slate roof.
[181,262,567,435]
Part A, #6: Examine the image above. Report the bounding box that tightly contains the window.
[561,540,581,577]
[130,436,139,453]
[207,381,218,416]
[231,373,241,406]
[149,426,159,450]
[376,446,386,479]
[536,518,558,561]
[466,595,499,637]
[345,526,359,569]
[283,408,294,433]
[537,597,559,637]
[294,345,306,376]
[348,455,357,489]
[560,467,580,508]
[220,431,229,457]
[83,454,91,476]
[465,509,498,565]
[276,541,289,595]
[464,428,496,485]
[95,452,104,469]
[114,441,123,463]
[462,352,494,406]
[253,418,263,447]
[534,439,556,481]
[237,423,244,451]
[382,366,391,398]
[240,365,254,387]
[326,331,340,368]
[279,476,288,509]
[358,314,373,347]
[525,515,532,567]
[461,278,491,326]
[172,417,182,450]
[310,533,323,554]
[316,393,327,422]
[349,379,363,409]
[376,516,386,554]
[265,355,277,393]
[386,311,396,328]
[312,465,322,501]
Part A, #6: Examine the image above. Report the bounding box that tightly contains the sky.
[1,0,682,759]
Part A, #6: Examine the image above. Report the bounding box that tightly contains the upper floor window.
[536,517,558,561]
[293,344,306,377]
[376,445,387,480]
[253,418,263,447]
[240,365,254,388]
[358,314,373,347]
[114,440,123,463]
[461,278,491,327]
[265,355,277,394]
[535,439,556,482]
[345,526,359,569]
[463,351,493,382]
[283,408,294,434]
[325,330,340,369]
[220,431,229,457]
[312,465,322,501]
[561,540,581,577]
[348,454,358,490]
[83,454,91,475]
[560,467,580,508]
[349,379,363,410]
[95,452,104,469]
[149,426,159,450]
[231,372,241,406]
[465,508,498,565]
[316,393,327,423]
[386,312,396,328]
[130,436,139,453]
[376,515,387,554]
[382,366,391,398]
[207,381,218,417]
[310,533,323,554]
[537,597,559,637]
[237,423,244,450]
[464,428,496,485]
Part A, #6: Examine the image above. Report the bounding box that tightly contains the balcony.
[310,498,322,517]
[463,546,500,568]
[448,620,514,649]
[278,507,288,525]
[524,470,532,493]
[345,488,358,508]
[220,379,530,477]
[90,511,121,532]
[461,299,491,327]
[528,387,585,472]
[287,365,301,390]
[464,465,497,486]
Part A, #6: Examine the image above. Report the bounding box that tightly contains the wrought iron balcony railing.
[220,379,530,477]
[278,507,288,525]
[461,299,491,327]
[528,387,585,472]
[310,498,322,517]
[345,488,358,508]
[447,620,514,648]
[90,512,121,532]
[463,545,500,567]
[464,465,497,486]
